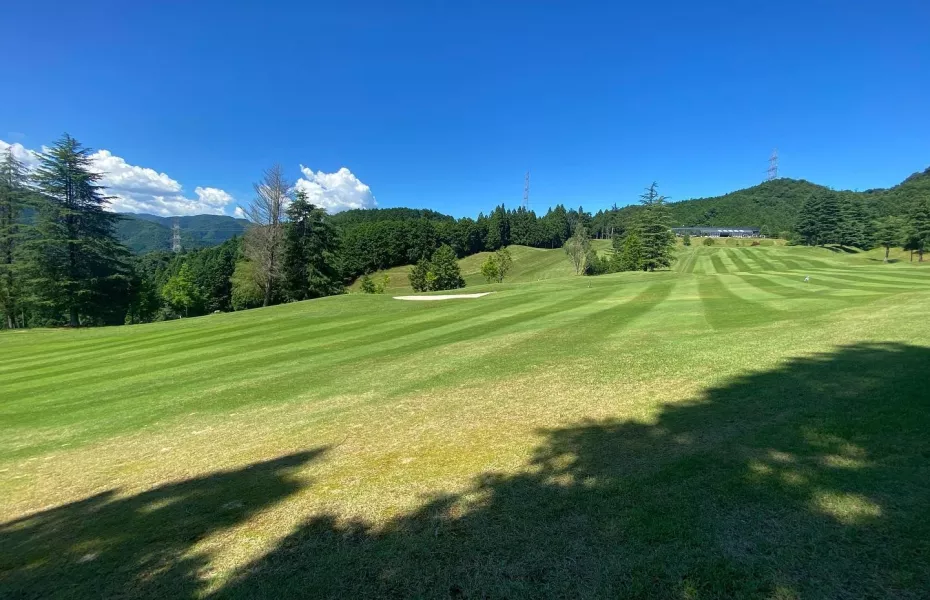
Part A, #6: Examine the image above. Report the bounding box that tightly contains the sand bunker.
[393,292,494,301]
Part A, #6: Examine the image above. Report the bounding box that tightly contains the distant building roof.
[671,227,760,233]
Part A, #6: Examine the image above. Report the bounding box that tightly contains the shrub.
[702,237,715,246]
[751,241,761,247]
[360,274,377,294]
[682,233,691,246]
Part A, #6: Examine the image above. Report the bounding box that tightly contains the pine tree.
[282,190,342,302]
[837,196,871,249]
[636,182,676,271]
[906,200,930,262]
[874,216,906,262]
[0,147,30,328]
[28,134,130,326]
[614,231,644,271]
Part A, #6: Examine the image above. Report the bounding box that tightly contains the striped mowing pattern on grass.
[2,244,930,599]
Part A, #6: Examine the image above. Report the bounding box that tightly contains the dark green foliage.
[26,134,133,326]
[408,245,464,292]
[636,183,676,271]
[427,245,464,291]
[702,237,715,246]
[408,259,430,293]
[615,231,645,271]
[875,216,906,262]
[682,233,691,246]
[485,205,511,250]
[796,191,841,246]
[282,192,343,302]
[0,147,30,329]
[904,199,930,262]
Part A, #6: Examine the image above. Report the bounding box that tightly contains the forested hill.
[660,179,828,236]
[603,168,930,237]
[115,213,249,253]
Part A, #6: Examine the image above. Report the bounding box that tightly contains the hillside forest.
[1,134,929,328]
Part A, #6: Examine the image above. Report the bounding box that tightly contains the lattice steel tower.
[172,217,182,253]
[767,148,779,181]
[522,171,530,209]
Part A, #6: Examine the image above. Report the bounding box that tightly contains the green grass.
[2,244,930,599]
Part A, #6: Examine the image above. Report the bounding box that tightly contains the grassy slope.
[2,245,930,598]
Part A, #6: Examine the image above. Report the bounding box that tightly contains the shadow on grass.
[0,450,326,599]
[4,344,930,599]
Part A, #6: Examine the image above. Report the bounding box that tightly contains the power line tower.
[171,217,182,253]
[522,171,530,210]
[766,148,779,181]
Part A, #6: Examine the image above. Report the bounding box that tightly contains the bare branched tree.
[241,165,290,306]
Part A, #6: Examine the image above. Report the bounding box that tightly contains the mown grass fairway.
[2,245,930,599]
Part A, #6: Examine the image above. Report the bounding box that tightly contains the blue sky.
[1,1,928,217]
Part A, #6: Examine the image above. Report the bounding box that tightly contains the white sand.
[393,292,494,301]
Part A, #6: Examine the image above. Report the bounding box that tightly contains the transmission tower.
[171,217,181,253]
[522,171,530,210]
[766,148,779,181]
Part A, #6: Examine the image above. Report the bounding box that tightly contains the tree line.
[795,189,930,261]
[3,133,927,329]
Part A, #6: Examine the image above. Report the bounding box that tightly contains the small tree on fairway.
[702,237,715,246]
[564,224,590,275]
[359,274,377,294]
[682,233,691,246]
[493,247,512,282]
[162,263,200,317]
[428,244,464,290]
[875,216,906,262]
[376,274,390,294]
[409,259,430,292]
[480,254,499,283]
[408,245,464,291]
[636,182,676,271]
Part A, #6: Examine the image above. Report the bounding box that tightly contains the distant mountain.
[115,213,249,253]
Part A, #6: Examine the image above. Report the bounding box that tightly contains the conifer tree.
[614,231,644,271]
[875,216,905,262]
[28,134,131,326]
[282,190,342,301]
[0,147,30,328]
[636,182,675,271]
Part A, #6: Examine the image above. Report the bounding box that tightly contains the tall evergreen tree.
[636,183,675,271]
[614,231,644,272]
[905,199,930,262]
[874,216,906,262]
[796,191,841,246]
[282,190,342,302]
[0,147,30,328]
[28,134,131,326]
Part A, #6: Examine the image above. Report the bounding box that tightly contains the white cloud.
[233,206,247,219]
[295,166,376,213]
[0,139,40,170]
[0,139,236,217]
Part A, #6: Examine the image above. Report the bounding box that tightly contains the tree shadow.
[217,343,930,599]
[0,449,325,599]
